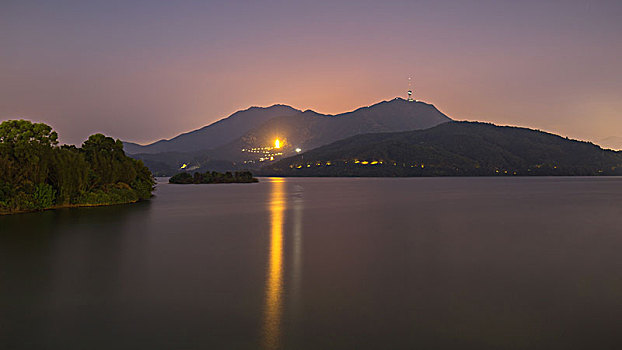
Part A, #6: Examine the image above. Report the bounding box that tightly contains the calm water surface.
[1,177,622,349]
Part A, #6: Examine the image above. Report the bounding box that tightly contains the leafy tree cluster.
[169,170,258,184]
[0,120,155,213]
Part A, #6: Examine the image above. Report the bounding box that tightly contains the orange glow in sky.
[1,1,621,146]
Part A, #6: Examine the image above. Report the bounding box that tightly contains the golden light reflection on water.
[263,178,285,350]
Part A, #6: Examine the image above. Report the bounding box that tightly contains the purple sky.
[1,0,621,145]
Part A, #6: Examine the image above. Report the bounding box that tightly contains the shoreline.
[168,181,259,185]
[0,199,143,216]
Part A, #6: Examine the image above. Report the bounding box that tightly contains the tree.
[81,134,137,189]
[0,119,58,147]
[0,120,57,185]
[48,147,89,204]
[0,120,155,213]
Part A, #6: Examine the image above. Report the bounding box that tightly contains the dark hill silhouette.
[123,104,301,154]
[211,98,451,161]
[262,121,622,177]
[129,98,452,174]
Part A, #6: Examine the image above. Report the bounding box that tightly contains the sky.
[1,0,621,145]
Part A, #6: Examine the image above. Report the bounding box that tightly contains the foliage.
[169,170,258,184]
[32,183,56,210]
[0,120,155,214]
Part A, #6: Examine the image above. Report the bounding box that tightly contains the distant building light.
[295,148,302,153]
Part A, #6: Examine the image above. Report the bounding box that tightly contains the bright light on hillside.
[274,139,281,148]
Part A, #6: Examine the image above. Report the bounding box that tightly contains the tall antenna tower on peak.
[407,77,414,102]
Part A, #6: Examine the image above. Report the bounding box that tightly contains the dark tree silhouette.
[0,120,155,213]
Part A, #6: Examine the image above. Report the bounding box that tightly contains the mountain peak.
[124,98,452,158]
[335,98,451,123]
[124,104,301,154]
[246,103,297,111]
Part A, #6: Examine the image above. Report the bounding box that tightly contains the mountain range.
[217,99,451,160]
[123,98,621,177]
[123,104,300,154]
[262,121,622,177]
[127,99,452,175]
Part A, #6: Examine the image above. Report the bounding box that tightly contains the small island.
[0,120,155,215]
[169,171,258,184]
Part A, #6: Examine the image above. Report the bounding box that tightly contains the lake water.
[1,177,622,349]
